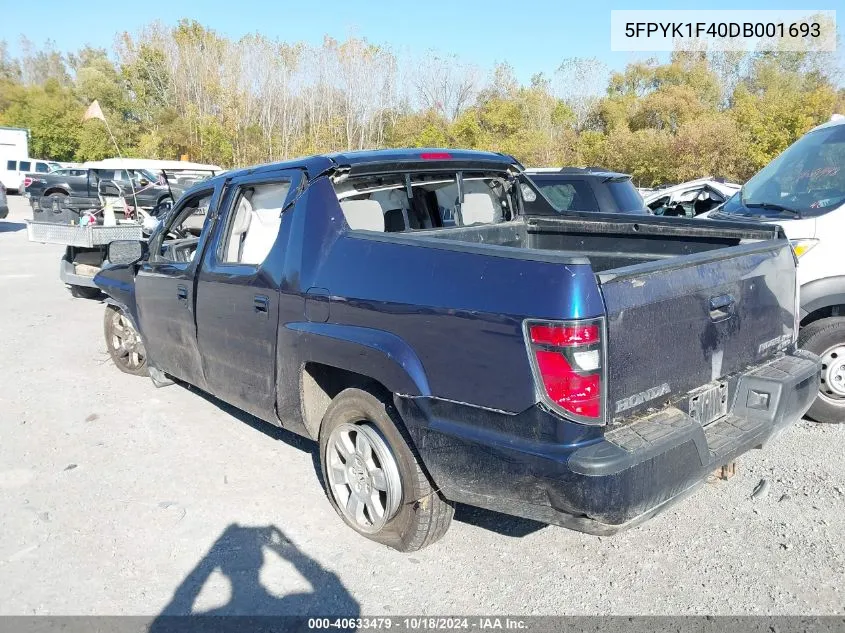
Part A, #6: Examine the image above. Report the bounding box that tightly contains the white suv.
[709,116,845,423]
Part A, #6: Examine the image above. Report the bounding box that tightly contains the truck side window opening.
[335,172,510,232]
[152,191,213,264]
[219,181,291,266]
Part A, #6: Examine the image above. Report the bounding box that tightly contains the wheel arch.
[103,298,141,334]
[44,187,69,196]
[286,322,431,440]
[800,277,845,326]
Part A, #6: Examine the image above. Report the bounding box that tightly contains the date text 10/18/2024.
[308,617,528,630]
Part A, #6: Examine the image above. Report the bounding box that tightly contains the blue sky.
[1,0,840,84]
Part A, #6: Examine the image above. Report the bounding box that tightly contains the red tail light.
[23,177,32,188]
[524,318,605,424]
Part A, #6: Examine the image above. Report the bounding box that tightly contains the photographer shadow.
[151,524,358,629]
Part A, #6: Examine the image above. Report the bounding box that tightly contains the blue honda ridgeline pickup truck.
[96,149,820,551]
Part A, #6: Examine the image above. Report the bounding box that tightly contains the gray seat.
[460,192,497,225]
[227,196,252,262]
[240,183,290,265]
[339,199,385,232]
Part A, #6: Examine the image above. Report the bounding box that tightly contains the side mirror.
[108,240,145,266]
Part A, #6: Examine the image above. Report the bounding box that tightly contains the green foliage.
[0,29,841,188]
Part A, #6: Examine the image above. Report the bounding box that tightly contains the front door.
[195,170,301,422]
[134,186,221,389]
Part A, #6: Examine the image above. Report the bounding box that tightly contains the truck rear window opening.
[334,171,517,232]
[524,319,606,424]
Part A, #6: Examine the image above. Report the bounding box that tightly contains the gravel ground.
[0,194,843,616]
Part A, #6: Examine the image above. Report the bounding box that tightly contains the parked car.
[21,167,87,196]
[95,148,819,551]
[24,162,176,215]
[0,182,8,219]
[705,116,845,423]
[25,160,222,217]
[644,178,742,217]
[1,158,60,193]
[525,167,649,214]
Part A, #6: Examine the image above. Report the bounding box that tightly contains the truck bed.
[412,215,781,273]
[375,214,796,423]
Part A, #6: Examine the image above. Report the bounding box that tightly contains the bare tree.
[554,57,609,130]
[413,52,480,120]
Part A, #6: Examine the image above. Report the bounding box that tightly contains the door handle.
[254,294,269,315]
[709,294,735,322]
[177,285,188,304]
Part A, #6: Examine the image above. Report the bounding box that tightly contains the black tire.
[69,285,101,300]
[45,191,67,215]
[103,305,149,377]
[319,388,454,551]
[798,316,845,423]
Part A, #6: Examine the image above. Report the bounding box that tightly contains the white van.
[707,115,845,423]
[0,158,61,192]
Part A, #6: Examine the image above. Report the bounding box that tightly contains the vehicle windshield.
[722,123,845,218]
[136,169,160,183]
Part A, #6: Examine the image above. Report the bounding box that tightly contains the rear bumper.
[396,350,820,534]
[60,250,101,288]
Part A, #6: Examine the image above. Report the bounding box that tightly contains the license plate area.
[689,382,728,426]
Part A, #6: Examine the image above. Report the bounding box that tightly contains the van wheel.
[798,317,845,423]
[70,285,101,299]
[104,305,148,376]
[319,388,454,551]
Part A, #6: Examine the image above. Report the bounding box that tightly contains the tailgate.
[598,240,797,423]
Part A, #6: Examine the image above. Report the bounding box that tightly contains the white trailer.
[0,126,28,158]
[0,127,32,191]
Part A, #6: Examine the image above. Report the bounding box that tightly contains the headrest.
[339,199,385,232]
[461,192,497,225]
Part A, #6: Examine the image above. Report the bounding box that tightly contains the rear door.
[599,239,798,423]
[134,186,221,389]
[194,170,301,421]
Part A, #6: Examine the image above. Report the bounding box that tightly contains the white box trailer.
[0,126,28,158]
[0,127,31,191]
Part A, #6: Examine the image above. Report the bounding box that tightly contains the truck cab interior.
[334,171,516,232]
[156,182,290,266]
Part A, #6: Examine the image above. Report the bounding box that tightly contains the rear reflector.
[525,318,605,424]
[420,152,451,160]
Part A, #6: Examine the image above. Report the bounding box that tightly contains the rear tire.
[798,316,845,423]
[318,388,454,551]
[103,305,149,376]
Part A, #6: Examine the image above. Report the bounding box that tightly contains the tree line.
[1,19,843,186]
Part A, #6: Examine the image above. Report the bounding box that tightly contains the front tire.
[319,388,454,551]
[104,305,149,376]
[798,316,845,423]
